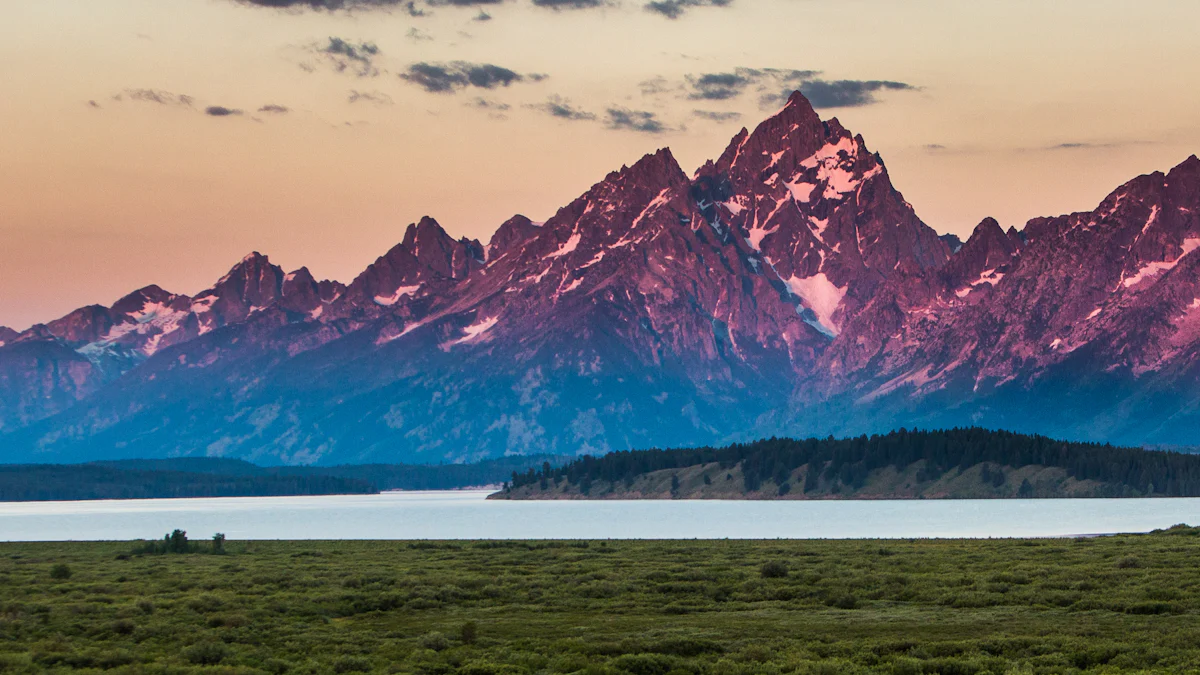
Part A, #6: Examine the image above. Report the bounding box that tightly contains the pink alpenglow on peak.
[4,94,1200,462]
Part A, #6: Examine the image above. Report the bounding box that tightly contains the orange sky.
[2,0,1199,330]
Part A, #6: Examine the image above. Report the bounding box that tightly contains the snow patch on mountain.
[455,316,499,345]
[374,284,422,306]
[800,137,857,170]
[785,179,817,204]
[633,189,672,228]
[1123,238,1200,288]
[746,223,779,252]
[783,273,846,337]
[547,233,582,259]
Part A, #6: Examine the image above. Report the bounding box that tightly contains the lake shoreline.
[2,491,1199,541]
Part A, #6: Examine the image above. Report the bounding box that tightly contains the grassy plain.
[4,530,1200,674]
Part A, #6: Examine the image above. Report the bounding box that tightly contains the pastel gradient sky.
[3,0,1199,330]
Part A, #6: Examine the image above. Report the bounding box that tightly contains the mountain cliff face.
[4,91,1200,464]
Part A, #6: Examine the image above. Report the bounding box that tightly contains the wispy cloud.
[606,107,667,133]
[792,79,915,108]
[533,0,612,9]
[348,90,395,105]
[692,109,740,122]
[205,106,244,117]
[469,97,511,111]
[311,37,382,77]
[113,88,195,108]
[258,104,290,114]
[233,0,425,10]
[682,68,814,101]
[526,95,596,121]
[400,61,539,93]
[665,68,917,109]
[644,0,731,19]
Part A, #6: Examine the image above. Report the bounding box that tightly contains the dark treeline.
[282,456,566,491]
[509,428,1200,496]
[0,464,374,502]
[0,455,564,502]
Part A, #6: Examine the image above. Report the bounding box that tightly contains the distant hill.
[494,428,1200,500]
[0,455,565,502]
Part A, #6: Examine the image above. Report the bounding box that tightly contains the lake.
[4,491,1200,541]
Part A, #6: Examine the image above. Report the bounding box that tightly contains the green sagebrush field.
[4,530,1200,674]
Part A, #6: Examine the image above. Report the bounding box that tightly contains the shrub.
[419,631,450,651]
[827,593,859,609]
[49,564,72,580]
[333,655,372,673]
[109,619,135,635]
[183,641,230,665]
[760,561,789,578]
[461,620,479,645]
[611,653,678,675]
[1115,556,1142,569]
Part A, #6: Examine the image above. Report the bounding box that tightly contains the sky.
[2,0,1199,330]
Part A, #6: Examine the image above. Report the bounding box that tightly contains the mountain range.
[3,91,1200,465]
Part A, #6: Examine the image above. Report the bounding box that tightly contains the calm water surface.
[3,491,1200,541]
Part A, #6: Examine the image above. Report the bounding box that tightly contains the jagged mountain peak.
[285,267,316,285]
[598,148,687,197]
[714,91,829,177]
[399,216,485,279]
[941,217,1019,297]
[1174,154,1200,171]
[488,214,541,258]
[9,93,1200,463]
[333,217,485,316]
[111,284,179,312]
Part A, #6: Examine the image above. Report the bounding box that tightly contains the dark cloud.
[527,95,595,120]
[644,0,730,19]
[407,27,433,40]
[474,10,492,19]
[315,37,381,77]
[113,88,195,107]
[400,61,532,93]
[924,143,946,151]
[794,79,915,108]
[258,104,290,114]
[87,100,102,109]
[685,67,814,101]
[404,1,426,15]
[686,72,748,100]
[692,109,740,122]
[533,0,610,8]
[205,106,244,117]
[426,0,503,5]
[348,90,395,105]
[606,107,666,133]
